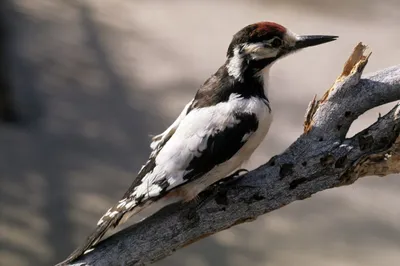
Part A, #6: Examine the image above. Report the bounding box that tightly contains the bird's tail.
[55,197,148,266]
[54,217,115,266]
[56,154,160,265]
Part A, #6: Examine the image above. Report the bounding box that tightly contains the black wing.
[182,112,259,182]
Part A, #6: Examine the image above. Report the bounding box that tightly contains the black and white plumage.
[59,21,337,265]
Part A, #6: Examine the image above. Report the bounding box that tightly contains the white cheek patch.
[243,43,279,60]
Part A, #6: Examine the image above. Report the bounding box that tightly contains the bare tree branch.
[66,43,400,266]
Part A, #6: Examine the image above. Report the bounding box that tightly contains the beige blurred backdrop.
[1,0,400,265]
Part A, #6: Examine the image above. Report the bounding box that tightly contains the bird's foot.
[216,168,249,187]
[185,169,249,219]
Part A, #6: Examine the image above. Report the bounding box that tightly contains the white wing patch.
[150,99,194,151]
[97,207,117,225]
[130,94,269,201]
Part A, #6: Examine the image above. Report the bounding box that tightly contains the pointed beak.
[294,35,338,50]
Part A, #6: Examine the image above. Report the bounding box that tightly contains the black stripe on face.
[183,112,259,181]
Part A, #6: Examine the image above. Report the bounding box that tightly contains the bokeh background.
[1,0,400,265]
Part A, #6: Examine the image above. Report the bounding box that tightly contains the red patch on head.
[227,21,288,56]
[255,22,287,36]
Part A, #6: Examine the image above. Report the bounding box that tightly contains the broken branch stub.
[304,42,372,138]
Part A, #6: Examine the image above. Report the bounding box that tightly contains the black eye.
[271,38,282,48]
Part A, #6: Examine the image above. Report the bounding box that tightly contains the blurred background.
[1,0,400,265]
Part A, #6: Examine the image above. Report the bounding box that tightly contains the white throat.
[256,65,271,99]
[226,46,273,93]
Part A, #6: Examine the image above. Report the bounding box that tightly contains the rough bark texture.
[66,44,400,266]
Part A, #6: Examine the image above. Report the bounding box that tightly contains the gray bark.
[66,44,400,266]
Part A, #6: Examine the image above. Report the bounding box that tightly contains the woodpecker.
[59,21,337,265]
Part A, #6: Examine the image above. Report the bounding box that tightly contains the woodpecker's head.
[226,21,338,81]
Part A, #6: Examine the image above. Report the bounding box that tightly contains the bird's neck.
[226,55,272,98]
[257,65,271,99]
